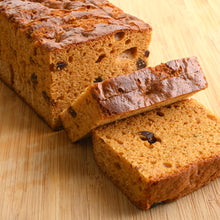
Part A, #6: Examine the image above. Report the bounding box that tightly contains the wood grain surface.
[0,0,220,219]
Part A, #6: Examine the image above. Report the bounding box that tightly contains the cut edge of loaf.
[92,99,220,209]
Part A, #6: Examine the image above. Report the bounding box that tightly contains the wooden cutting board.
[0,0,219,219]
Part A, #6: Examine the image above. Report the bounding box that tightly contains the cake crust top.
[0,0,151,51]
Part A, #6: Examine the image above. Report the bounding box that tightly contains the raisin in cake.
[93,99,220,209]
[60,57,208,142]
[0,0,152,129]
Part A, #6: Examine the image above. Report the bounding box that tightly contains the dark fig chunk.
[30,56,35,64]
[56,62,67,70]
[117,88,125,93]
[94,76,103,83]
[31,73,38,86]
[68,106,77,118]
[26,32,32,39]
[144,50,150,58]
[137,59,147,70]
[139,131,157,145]
[157,111,164,117]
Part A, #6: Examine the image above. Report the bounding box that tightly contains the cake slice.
[60,57,208,142]
[92,99,220,209]
[0,0,152,129]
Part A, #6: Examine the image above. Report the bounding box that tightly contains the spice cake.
[0,0,152,129]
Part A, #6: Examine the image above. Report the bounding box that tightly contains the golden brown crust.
[0,0,152,51]
[91,57,208,116]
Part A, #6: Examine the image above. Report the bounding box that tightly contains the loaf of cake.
[93,99,220,209]
[60,57,208,142]
[0,0,152,129]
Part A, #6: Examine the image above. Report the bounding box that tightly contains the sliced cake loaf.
[0,0,152,129]
[60,57,208,142]
[92,99,220,209]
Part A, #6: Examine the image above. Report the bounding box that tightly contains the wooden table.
[0,0,219,219]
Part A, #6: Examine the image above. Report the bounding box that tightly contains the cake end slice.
[92,99,220,209]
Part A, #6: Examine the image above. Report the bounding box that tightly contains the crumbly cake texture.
[60,57,208,142]
[0,0,152,129]
[93,99,220,209]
